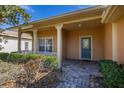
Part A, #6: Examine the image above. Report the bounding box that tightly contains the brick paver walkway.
[55,60,103,88]
[28,60,103,88]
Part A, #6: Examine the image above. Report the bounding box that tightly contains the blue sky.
[1,5,92,29]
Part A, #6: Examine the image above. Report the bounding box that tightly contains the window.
[25,42,29,51]
[39,37,52,52]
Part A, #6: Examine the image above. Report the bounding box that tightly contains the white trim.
[21,25,33,30]
[79,35,93,60]
[61,16,101,25]
[112,23,118,61]
[38,37,53,53]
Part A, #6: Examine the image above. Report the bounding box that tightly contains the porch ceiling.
[63,18,103,31]
[37,18,103,32]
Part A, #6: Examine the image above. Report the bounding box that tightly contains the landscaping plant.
[0,52,58,69]
[99,60,124,88]
[0,52,9,62]
[0,52,58,87]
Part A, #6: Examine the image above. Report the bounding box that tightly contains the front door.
[81,37,91,60]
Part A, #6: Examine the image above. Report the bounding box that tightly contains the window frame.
[25,42,29,51]
[38,37,53,53]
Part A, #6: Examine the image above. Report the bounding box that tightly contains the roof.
[0,30,32,39]
[102,5,124,23]
[7,5,106,31]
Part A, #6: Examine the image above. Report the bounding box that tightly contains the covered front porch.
[17,6,105,69]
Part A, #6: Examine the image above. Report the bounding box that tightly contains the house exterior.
[8,5,124,69]
[0,30,32,53]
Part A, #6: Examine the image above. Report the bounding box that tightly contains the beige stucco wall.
[66,26,104,61]
[116,17,124,64]
[104,23,112,60]
[37,26,104,61]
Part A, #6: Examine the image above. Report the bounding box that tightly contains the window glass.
[25,42,29,51]
[39,46,45,52]
[40,39,45,45]
[46,46,52,52]
[83,39,89,48]
[39,37,52,52]
[46,39,52,45]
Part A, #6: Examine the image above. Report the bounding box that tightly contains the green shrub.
[0,52,9,62]
[43,55,58,70]
[8,53,26,64]
[99,60,124,88]
[0,52,58,70]
[7,53,43,64]
[27,54,42,60]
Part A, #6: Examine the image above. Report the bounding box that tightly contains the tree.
[0,5,31,26]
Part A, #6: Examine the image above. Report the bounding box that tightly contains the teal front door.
[81,37,91,60]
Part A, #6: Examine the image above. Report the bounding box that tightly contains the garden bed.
[0,52,58,88]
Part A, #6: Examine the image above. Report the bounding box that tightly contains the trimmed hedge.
[0,52,42,64]
[0,52,9,62]
[99,60,124,88]
[0,52,58,70]
[8,53,43,64]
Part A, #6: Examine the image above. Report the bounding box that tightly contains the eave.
[102,5,124,23]
[7,5,105,31]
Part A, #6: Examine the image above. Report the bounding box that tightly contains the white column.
[33,29,38,53]
[55,24,63,70]
[112,23,117,61]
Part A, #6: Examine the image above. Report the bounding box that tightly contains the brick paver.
[56,60,103,88]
